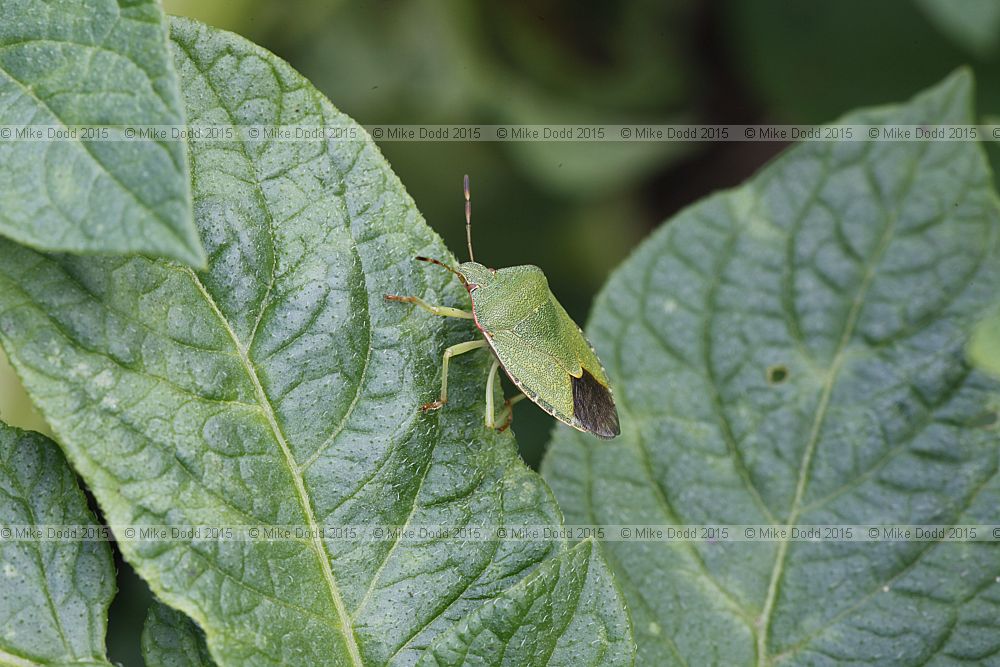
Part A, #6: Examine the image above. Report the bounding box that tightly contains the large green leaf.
[0,0,204,265]
[916,0,1000,58]
[142,602,214,667]
[0,421,116,666]
[0,17,630,666]
[543,70,1000,665]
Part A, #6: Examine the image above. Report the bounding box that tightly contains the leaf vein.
[185,267,365,667]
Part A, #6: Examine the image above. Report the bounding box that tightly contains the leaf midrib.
[755,143,926,666]
[185,268,364,667]
[169,31,376,479]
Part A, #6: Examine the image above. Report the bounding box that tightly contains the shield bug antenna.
[464,174,475,262]
[411,175,475,282]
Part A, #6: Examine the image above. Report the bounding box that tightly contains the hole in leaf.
[766,365,789,385]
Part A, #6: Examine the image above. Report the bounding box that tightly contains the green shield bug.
[385,175,620,439]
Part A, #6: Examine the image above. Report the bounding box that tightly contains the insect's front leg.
[422,339,488,412]
[384,294,473,319]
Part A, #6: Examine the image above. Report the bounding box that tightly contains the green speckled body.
[457,261,618,437]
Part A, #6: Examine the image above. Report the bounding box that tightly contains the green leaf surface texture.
[0,0,203,264]
[142,602,214,667]
[0,422,115,667]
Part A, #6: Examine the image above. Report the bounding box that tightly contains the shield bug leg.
[383,294,473,319]
[494,394,527,432]
[421,339,488,412]
[413,256,469,286]
[485,360,527,431]
[485,359,501,428]
[415,255,459,273]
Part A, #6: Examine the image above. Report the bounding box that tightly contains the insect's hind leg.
[493,394,527,432]
[422,339,488,412]
[384,294,473,319]
[485,360,527,431]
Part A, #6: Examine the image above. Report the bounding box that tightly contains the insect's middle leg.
[422,339,488,412]
[485,359,526,431]
[485,359,501,428]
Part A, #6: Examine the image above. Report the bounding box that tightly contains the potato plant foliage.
[0,2,998,667]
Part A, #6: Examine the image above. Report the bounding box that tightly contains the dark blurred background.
[2,0,999,662]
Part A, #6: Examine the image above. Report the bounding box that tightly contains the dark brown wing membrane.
[571,369,620,439]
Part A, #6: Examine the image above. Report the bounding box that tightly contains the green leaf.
[543,69,1000,665]
[0,0,204,266]
[419,539,632,667]
[0,17,631,666]
[142,602,214,667]
[915,0,1000,58]
[0,421,116,666]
